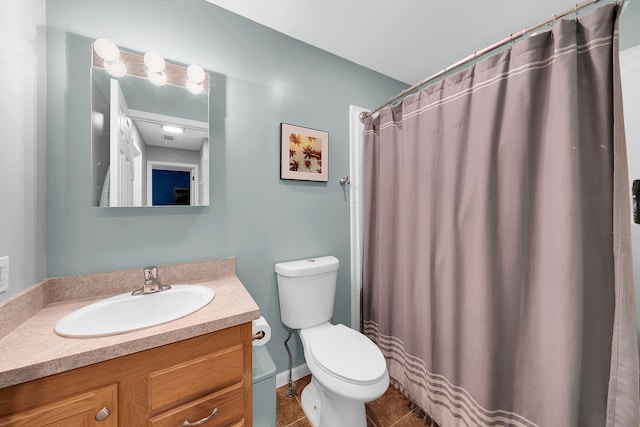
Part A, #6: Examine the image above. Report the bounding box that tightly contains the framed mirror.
[91,41,210,207]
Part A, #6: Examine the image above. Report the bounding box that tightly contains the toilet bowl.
[275,256,389,427]
[299,323,389,426]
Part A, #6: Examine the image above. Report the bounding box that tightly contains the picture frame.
[280,123,329,182]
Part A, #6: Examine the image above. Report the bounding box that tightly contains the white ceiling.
[204,0,616,85]
[134,120,207,151]
[129,110,208,152]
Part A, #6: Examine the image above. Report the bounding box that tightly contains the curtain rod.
[361,0,610,121]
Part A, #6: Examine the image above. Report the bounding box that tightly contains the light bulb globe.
[144,52,166,73]
[187,64,206,84]
[147,71,167,86]
[94,38,120,62]
[105,60,127,77]
[187,79,204,95]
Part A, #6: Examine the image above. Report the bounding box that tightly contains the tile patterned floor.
[276,375,440,427]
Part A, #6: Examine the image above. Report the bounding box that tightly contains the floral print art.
[289,133,322,174]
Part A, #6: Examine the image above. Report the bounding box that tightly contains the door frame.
[349,105,367,330]
[146,160,199,206]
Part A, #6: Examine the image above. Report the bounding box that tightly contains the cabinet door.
[0,384,117,427]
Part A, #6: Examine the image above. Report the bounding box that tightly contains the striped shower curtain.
[362,4,639,426]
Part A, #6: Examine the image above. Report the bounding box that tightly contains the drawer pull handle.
[182,408,219,426]
[94,407,111,421]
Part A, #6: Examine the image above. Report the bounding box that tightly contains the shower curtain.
[362,4,638,427]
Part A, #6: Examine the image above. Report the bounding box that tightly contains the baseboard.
[275,363,310,388]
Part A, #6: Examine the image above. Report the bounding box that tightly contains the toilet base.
[301,377,367,427]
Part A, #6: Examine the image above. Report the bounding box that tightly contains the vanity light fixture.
[186,64,206,95]
[92,39,209,94]
[162,125,184,134]
[93,38,127,77]
[144,51,167,86]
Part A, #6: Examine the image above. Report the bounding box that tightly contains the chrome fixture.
[94,407,111,422]
[132,265,172,295]
[283,328,297,398]
[183,407,218,426]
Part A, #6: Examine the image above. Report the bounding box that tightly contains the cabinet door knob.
[182,407,218,426]
[95,407,111,421]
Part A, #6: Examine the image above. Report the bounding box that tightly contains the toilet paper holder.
[252,315,271,346]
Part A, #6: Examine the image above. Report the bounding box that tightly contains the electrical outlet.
[0,257,8,293]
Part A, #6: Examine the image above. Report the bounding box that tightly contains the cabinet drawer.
[148,344,244,412]
[148,382,244,427]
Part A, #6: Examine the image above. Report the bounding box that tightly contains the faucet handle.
[144,265,158,281]
[132,265,169,295]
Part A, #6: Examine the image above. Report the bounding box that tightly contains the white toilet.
[275,256,389,427]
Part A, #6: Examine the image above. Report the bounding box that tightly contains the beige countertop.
[0,258,260,389]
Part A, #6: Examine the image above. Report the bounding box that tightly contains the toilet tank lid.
[275,256,339,277]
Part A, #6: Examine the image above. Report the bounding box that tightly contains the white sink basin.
[54,285,215,338]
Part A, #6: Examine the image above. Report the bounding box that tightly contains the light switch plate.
[0,256,8,293]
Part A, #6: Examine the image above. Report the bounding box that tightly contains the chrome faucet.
[132,265,171,295]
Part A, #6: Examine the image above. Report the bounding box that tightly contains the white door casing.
[146,161,199,206]
[109,79,134,207]
[349,105,367,330]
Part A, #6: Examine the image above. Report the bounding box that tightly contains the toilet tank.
[275,256,339,330]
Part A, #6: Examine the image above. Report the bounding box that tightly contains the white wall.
[0,0,47,301]
[621,45,640,356]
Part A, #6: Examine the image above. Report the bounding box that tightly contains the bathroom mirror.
[91,44,210,207]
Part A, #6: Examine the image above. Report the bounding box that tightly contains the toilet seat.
[309,324,387,385]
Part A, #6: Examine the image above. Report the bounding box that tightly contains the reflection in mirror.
[91,41,210,207]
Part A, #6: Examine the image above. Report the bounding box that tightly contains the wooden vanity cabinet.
[0,323,252,427]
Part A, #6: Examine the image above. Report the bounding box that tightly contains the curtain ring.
[575,3,579,22]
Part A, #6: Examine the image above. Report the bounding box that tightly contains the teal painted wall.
[46,0,407,373]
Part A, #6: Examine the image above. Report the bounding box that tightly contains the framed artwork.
[280,123,328,182]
